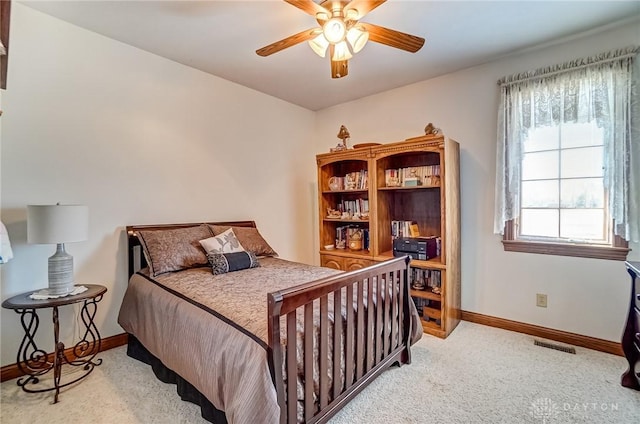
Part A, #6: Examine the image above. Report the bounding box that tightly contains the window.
[521,122,606,242]
[495,47,638,260]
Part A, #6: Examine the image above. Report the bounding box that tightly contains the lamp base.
[48,243,75,296]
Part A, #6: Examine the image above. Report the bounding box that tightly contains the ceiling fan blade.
[256,28,319,57]
[343,0,386,20]
[360,22,425,53]
[284,0,328,17]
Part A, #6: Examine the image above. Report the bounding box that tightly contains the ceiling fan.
[256,0,425,78]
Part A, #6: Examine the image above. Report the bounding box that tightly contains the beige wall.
[0,4,317,366]
[314,20,640,342]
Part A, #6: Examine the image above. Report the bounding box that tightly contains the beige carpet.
[1,321,638,423]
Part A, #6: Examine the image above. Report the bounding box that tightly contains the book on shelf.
[391,220,419,239]
[335,198,369,215]
[384,165,440,187]
[409,222,420,237]
[327,170,369,191]
[344,170,368,190]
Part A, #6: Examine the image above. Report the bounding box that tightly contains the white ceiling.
[23,0,640,111]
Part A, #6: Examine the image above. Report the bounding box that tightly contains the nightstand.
[1,284,107,402]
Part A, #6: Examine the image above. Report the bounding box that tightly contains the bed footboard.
[267,256,412,424]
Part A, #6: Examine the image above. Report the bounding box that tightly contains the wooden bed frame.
[126,221,413,424]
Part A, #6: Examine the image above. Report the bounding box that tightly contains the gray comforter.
[118,257,421,424]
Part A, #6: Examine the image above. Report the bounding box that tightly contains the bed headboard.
[126,220,257,279]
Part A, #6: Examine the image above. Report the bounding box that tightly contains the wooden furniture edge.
[268,256,412,423]
[1,332,129,382]
[461,310,623,356]
[1,0,10,90]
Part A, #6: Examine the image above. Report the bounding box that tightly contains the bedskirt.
[126,334,228,424]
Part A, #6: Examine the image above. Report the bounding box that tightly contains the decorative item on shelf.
[360,212,369,220]
[328,176,342,191]
[348,229,363,251]
[335,239,346,249]
[324,244,335,251]
[326,208,342,219]
[353,142,381,149]
[403,177,420,187]
[27,203,89,297]
[387,176,401,187]
[344,173,357,190]
[424,122,441,136]
[404,168,422,187]
[411,276,426,291]
[425,175,441,186]
[330,125,350,152]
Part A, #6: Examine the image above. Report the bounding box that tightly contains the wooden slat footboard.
[267,256,412,424]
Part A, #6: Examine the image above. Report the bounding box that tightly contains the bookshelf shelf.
[322,218,369,223]
[422,306,441,320]
[421,320,445,337]
[317,134,460,338]
[319,249,371,257]
[410,289,441,301]
[377,185,440,191]
[322,189,368,194]
[376,252,447,270]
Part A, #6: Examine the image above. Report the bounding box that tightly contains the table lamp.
[27,204,88,296]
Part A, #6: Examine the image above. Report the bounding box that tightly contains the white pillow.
[199,228,245,254]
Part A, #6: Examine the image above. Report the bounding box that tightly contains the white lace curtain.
[494,46,640,243]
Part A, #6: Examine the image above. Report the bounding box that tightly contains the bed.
[118,221,422,424]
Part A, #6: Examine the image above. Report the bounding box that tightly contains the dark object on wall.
[1,0,10,89]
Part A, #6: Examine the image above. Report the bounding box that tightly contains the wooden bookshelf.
[317,134,461,338]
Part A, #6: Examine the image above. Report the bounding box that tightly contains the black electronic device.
[392,237,438,260]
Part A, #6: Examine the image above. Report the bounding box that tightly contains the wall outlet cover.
[536,293,548,308]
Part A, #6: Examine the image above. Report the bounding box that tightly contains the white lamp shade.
[323,18,346,43]
[347,26,369,53]
[332,41,353,61]
[309,33,330,57]
[27,205,89,244]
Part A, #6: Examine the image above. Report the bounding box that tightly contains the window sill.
[502,240,630,261]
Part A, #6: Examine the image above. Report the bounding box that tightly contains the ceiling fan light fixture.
[323,18,346,44]
[344,8,359,21]
[346,26,369,53]
[308,33,329,58]
[332,41,352,61]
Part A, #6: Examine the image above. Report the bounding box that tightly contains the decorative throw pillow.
[199,228,245,254]
[137,225,213,277]
[208,251,260,275]
[208,225,278,257]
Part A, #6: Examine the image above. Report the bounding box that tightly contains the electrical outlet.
[536,293,548,308]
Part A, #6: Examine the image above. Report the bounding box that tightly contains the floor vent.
[534,340,576,354]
